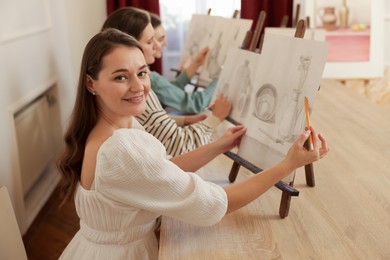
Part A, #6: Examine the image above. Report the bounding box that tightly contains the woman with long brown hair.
[58,28,328,259]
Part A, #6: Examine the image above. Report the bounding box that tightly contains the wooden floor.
[23,186,78,260]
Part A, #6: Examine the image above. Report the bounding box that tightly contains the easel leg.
[228,162,241,183]
[279,180,295,218]
[279,190,292,218]
[305,163,315,187]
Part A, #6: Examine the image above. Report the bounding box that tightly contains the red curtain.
[106,0,159,16]
[241,0,293,30]
[106,0,162,74]
[240,0,293,50]
[241,0,293,27]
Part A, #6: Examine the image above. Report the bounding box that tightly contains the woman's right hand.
[284,127,329,171]
[183,114,207,125]
[194,47,209,67]
[210,94,232,121]
[185,47,210,78]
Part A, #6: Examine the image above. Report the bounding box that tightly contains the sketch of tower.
[234,59,252,118]
[278,55,312,142]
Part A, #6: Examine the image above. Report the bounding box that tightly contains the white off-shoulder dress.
[60,122,228,260]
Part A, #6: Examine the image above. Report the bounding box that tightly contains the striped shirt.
[136,90,220,157]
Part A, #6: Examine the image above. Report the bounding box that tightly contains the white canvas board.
[198,18,253,85]
[238,33,328,176]
[179,14,224,67]
[214,33,328,181]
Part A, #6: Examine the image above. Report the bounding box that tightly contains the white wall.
[385,0,390,65]
[0,0,106,234]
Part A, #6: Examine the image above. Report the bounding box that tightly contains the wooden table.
[159,80,390,259]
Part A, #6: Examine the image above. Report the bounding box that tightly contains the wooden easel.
[294,4,301,27]
[280,15,289,27]
[225,19,315,218]
[248,11,266,52]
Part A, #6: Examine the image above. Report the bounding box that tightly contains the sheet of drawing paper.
[237,33,328,181]
[212,47,261,125]
[179,15,224,67]
[198,18,253,85]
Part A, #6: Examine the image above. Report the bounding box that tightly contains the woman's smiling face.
[88,45,151,119]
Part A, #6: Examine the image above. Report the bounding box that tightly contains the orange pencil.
[304,97,314,150]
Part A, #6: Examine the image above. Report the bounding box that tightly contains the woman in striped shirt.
[102,7,231,156]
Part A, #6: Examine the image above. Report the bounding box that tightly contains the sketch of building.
[279,55,312,142]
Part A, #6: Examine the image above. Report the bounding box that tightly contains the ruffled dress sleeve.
[94,129,228,226]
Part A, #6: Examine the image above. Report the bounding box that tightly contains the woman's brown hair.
[102,7,151,40]
[57,28,143,205]
[149,12,161,29]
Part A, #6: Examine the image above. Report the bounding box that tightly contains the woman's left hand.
[216,125,247,153]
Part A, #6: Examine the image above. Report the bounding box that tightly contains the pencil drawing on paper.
[253,83,277,123]
[278,55,312,142]
[206,32,223,78]
[235,59,252,118]
[216,53,257,124]
[180,15,253,85]
[213,32,328,172]
[198,18,253,83]
[180,14,216,67]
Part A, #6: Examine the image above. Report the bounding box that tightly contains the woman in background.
[150,12,167,59]
[58,28,328,260]
[148,11,219,114]
[102,7,230,156]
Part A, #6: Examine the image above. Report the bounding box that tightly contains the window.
[159,0,241,80]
